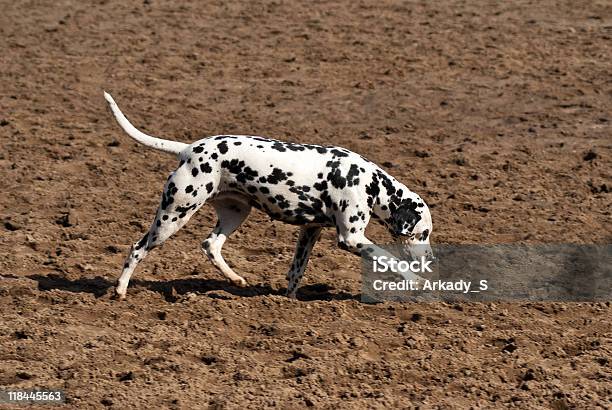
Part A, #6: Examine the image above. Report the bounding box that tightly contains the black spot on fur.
[346,164,360,187]
[236,166,258,183]
[285,143,305,152]
[313,180,327,191]
[193,146,204,153]
[320,191,332,208]
[271,142,286,152]
[421,229,430,241]
[376,171,396,197]
[267,168,288,184]
[217,141,229,154]
[160,185,176,210]
[135,233,149,250]
[185,185,193,193]
[330,148,349,157]
[327,168,346,189]
[200,162,212,173]
[365,175,380,207]
[275,194,291,209]
[221,159,245,174]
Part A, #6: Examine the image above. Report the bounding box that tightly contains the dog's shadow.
[26,274,358,302]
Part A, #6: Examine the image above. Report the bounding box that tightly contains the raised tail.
[104,92,188,155]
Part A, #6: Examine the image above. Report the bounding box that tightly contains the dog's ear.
[390,204,421,236]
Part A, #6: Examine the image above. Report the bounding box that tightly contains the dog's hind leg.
[286,225,322,298]
[116,211,195,299]
[115,166,209,299]
[201,198,251,287]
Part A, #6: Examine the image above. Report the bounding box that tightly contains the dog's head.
[389,199,433,261]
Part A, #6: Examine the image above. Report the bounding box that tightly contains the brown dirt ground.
[1,0,611,408]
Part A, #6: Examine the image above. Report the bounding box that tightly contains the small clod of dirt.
[117,371,135,382]
[583,150,597,161]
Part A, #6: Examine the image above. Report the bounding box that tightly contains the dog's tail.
[104,92,188,155]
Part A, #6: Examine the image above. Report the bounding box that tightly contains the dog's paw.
[112,289,127,301]
[232,277,248,288]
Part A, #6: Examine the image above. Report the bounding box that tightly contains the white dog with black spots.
[104,92,433,299]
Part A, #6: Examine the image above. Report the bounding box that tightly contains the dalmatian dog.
[104,92,433,300]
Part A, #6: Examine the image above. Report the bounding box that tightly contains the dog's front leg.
[337,231,425,283]
[285,225,323,299]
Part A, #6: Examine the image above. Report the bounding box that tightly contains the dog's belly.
[216,183,335,226]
